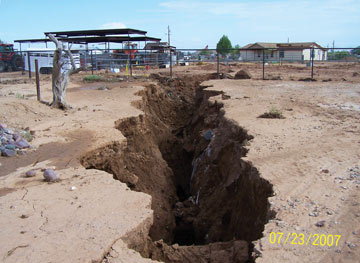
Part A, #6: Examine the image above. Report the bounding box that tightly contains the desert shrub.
[258,106,285,119]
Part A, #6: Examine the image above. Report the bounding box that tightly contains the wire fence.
[0,47,359,81]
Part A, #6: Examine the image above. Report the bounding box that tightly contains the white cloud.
[100,22,127,29]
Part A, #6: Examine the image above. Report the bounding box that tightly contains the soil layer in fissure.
[81,73,274,263]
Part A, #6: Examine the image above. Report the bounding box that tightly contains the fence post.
[27,51,31,79]
[217,52,220,78]
[91,50,94,75]
[21,51,25,75]
[262,49,265,80]
[35,59,40,101]
[170,48,173,78]
[311,47,314,80]
[84,50,87,72]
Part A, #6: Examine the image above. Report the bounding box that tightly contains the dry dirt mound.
[234,70,252,79]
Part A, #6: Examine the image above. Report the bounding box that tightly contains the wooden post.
[217,52,220,78]
[35,59,40,101]
[170,48,173,78]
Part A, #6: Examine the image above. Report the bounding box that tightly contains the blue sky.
[0,0,359,49]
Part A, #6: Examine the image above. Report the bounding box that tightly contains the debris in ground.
[298,77,316,82]
[25,169,37,177]
[0,123,32,157]
[43,169,59,182]
[315,220,325,227]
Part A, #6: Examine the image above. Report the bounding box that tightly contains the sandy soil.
[202,78,360,262]
[0,73,157,262]
[0,62,359,262]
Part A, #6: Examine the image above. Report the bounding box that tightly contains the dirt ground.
[0,62,359,262]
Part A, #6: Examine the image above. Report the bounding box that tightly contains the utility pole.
[168,25,171,46]
[168,25,172,78]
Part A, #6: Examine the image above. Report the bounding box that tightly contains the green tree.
[200,49,210,56]
[351,46,360,56]
[216,35,232,56]
[232,44,240,57]
[329,51,351,60]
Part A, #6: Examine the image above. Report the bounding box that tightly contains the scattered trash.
[70,186,77,191]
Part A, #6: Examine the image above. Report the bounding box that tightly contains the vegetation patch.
[83,75,105,82]
[259,106,285,119]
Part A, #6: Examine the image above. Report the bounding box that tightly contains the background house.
[240,42,328,62]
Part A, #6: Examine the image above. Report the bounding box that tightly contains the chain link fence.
[0,47,359,81]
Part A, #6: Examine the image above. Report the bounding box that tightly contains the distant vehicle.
[23,49,80,74]
[113,43,138,64]
[0,43,24,72]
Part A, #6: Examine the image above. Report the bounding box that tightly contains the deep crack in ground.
[81,73,274,263]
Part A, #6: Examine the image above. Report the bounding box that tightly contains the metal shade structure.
[15,36,161,45]
[44,28,147,37]
[15,28,161,47]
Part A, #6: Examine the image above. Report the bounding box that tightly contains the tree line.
[201,36,360,60]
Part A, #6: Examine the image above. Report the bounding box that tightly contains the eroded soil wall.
[81,74,274,262]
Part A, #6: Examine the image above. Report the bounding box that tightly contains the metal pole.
[27,51,31,79]
[91,50,94,75]
[217,52,220,78]
[311,47,314,80]
[19,43,25,75]
[35,59,40,101]
[262,49,265,80]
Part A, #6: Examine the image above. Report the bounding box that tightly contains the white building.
[239,42,328,62]
[23,48,80,74]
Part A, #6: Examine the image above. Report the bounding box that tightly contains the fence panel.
[0,47,359,81]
